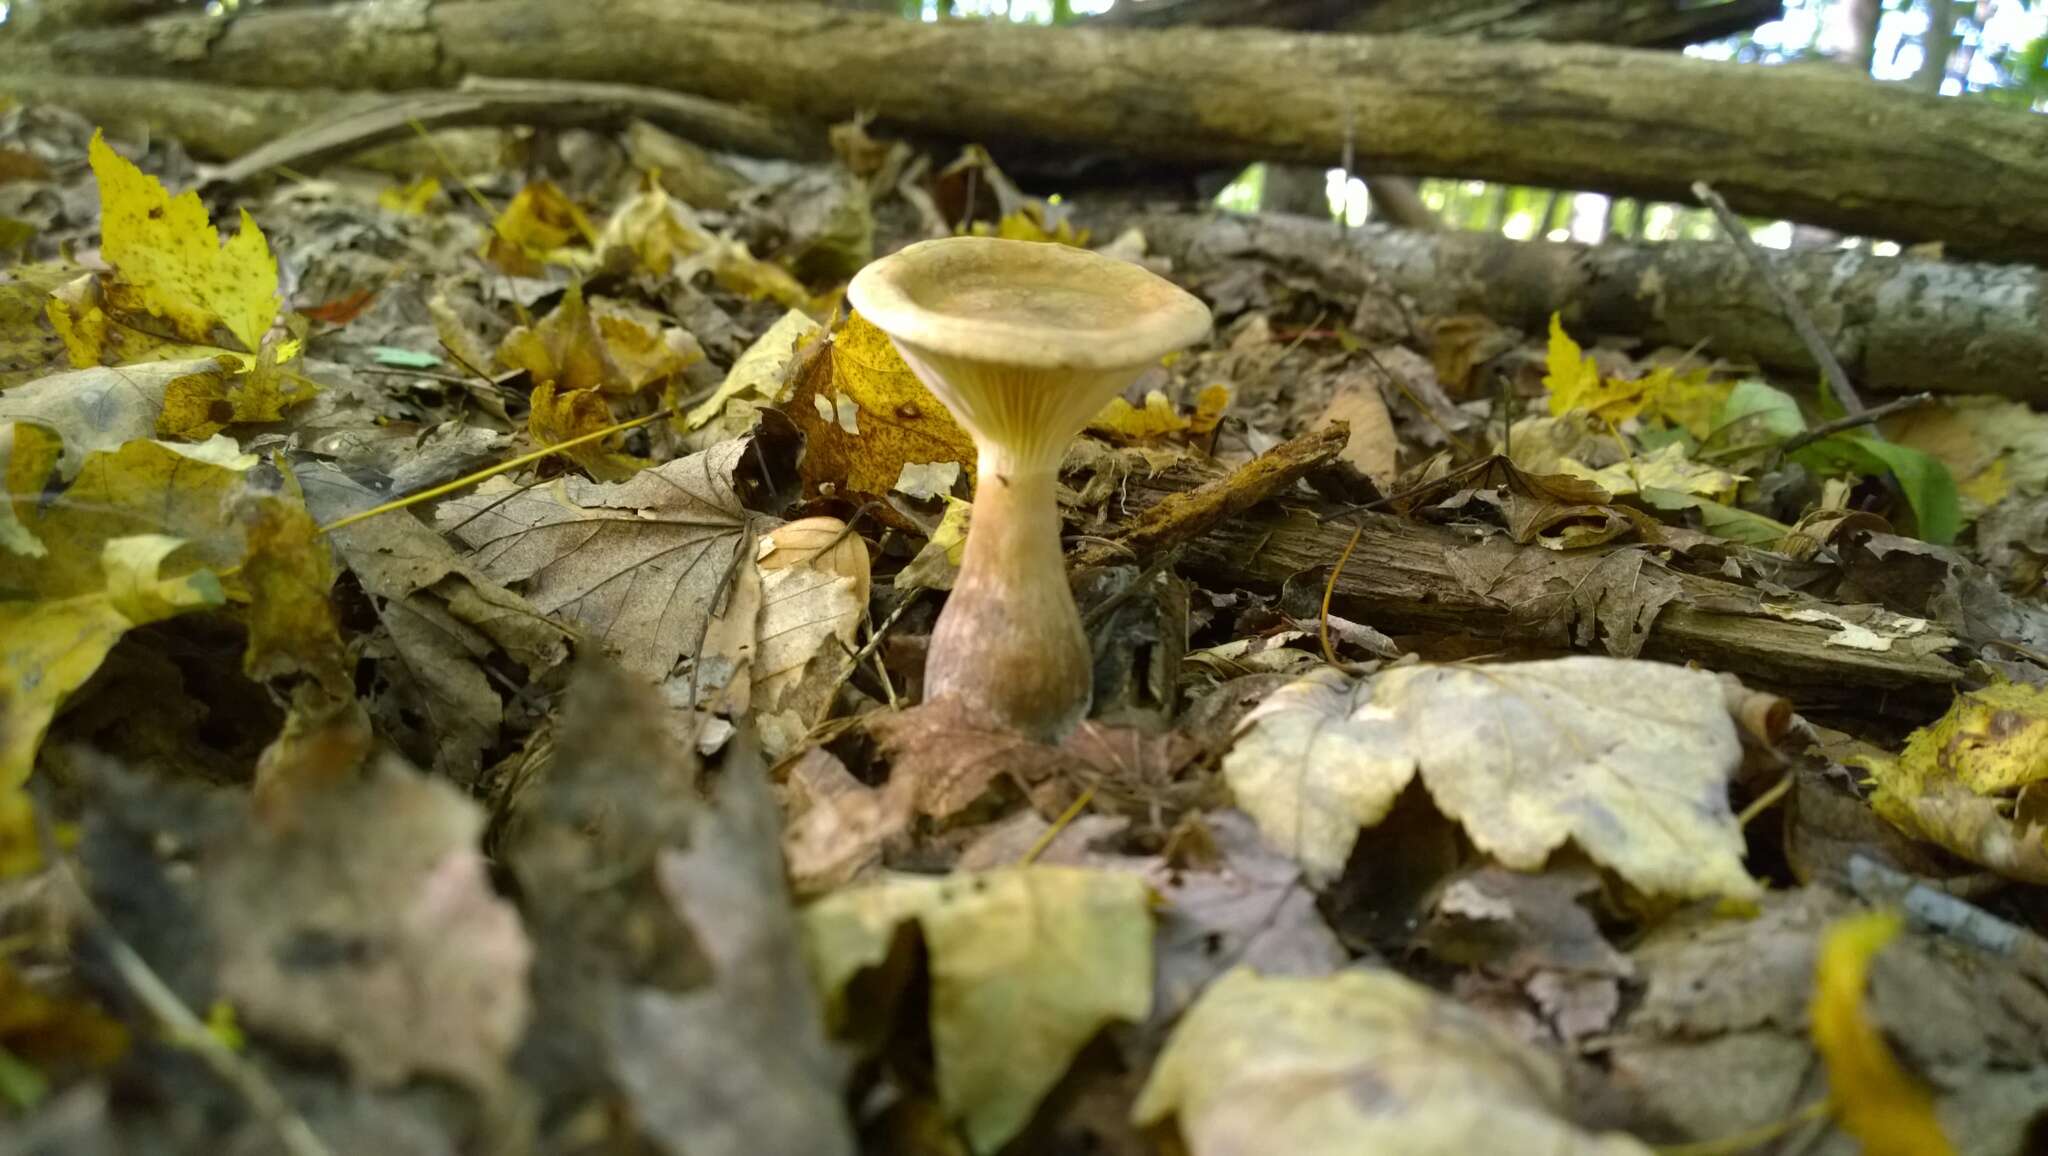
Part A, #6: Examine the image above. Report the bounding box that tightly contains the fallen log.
[1093,0,1784,47]
[12,0,2048,261]
[1117,209,2048,403]
[1124,478,1962,717]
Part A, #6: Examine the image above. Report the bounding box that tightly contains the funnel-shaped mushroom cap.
[848,237,1211,467]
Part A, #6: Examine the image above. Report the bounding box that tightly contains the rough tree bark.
[1094,0,1784,48]
[1118,209,2048,402]
[11,0,2048,261]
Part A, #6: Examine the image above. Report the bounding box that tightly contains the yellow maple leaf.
[1087,390,1188,441]
[969,207,1091,248]
[1,534,225,786]
[1810,911,1957,1156]
[484,180,598,276]
[1544,314,1648,424]
[1639,364,1730,441]
[87,130,279,353]
[786,310,977,516]
[378,175,442,216]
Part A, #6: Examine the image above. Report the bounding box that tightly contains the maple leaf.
[1222,658,1760,900]
[435,437,764,681]
[1544,314,1646,424]
[86,130,279,353]
[786,310,977,515]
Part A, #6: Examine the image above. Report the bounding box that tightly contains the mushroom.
[848,237,1211,739]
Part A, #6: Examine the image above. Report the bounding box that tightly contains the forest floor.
[1,99,2046,1156]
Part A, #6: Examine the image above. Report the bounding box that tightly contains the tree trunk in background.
[1260,163,1333,218]
[1115,209,2048,402]
[12,0,2047,259]
[1843,0,1882,74]
[1913,0,1959,93]
[1095,0,1784,48]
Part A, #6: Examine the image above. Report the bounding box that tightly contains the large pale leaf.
[435,438,760,681]
[1223,658,1759,900]
[802,866,1152,1154]
[0,358,232,478]
[1132,967,1652,1156]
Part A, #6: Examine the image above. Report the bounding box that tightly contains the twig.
[1777,392,1936,457]
[39,818,333,1156]
[1319,521,1366,667]
[1692,181,1866,417]
[1021,785,1098,866]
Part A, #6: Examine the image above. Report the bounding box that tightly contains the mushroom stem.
[925,445,1089,741]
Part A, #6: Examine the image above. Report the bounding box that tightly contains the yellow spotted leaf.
[968,207,1090,248]
[1639,363,1730,441]
[88,130,278,353]
[785,310,976,516]
[1859,682,2048,883]
[802,867,1152,1154]
[1810,912,1957,1156]
[0,261,80,388]
[1,534,225,786]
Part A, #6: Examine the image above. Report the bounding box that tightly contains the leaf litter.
[0,93,2039,1156]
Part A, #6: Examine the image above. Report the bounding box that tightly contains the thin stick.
[1737,771,1793,828]
[1692,181,1866,417]
[41,820,333,1156]
[1652,1098,1830,1156]
[1022,785,1098,866]
[1320,521,1366,667]
[317,405,675,535]
[1777,392,1936,457]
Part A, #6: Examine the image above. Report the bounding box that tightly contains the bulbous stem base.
[922,452,1090,741]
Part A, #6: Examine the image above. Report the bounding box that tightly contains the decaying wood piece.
[210,78,824,186]
[1068,424,1349,572]
[14,0,2048,260]
[1112,471,1960,714]
[1120,209,2048,403]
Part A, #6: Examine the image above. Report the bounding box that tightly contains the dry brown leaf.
[1222,658,1759,900]
[208,760,531,1096]
[752,517,868,755]
[435,437,760,681]
[1316,372,1397,487]
[1133,967,1652,1156]
[300,465,567,779]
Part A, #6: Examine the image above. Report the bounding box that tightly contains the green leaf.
[1712,381,1805,442]
[1796,436,1961,546]
[1640,487,1791,546]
